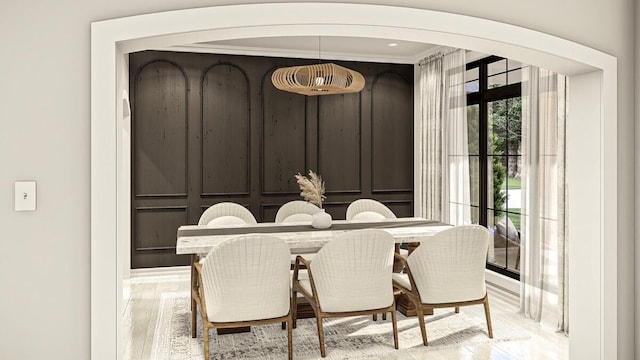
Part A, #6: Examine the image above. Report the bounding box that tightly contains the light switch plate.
[15,181,36,211]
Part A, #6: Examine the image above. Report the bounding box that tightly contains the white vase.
[311,209,332,229]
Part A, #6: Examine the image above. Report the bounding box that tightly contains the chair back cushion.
[281,213,314,223]
[198,202,258,225]
[206,215,249,226]
[310,229,395,312]
[201,234,291,322]
[408,225,489,304]
[346,199,397,221]
[351,211,387,221]
[275,200,322,223]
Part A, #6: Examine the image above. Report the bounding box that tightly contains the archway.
[91,3,617,359]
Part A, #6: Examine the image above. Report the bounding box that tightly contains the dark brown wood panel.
[134,61,188,197]
[132,206,190,268]
[385,200,414,218]
[260,203,282,223]
[318,93,361,193]
[262,69,307,194]
[202,63,250,196]
[371,71,413,193]
[130,51,414,268]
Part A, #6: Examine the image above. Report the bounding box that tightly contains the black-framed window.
[466,56,522,280]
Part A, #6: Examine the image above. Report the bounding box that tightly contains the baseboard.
[485,269,519,297]
[130,266,190,278]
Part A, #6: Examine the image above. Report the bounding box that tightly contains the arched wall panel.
[261,68,308,194]
[202,63,251,195]
[133,60,188,197]
[371,71,413,193]
[318,93,361,193]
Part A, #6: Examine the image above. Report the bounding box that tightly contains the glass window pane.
[508,68,522,85]
[470,206,479,225]
[469,156,479,207]
[488,59,506,76]
[507,250,520,273]
[506,210,522,231]
[487,209,497,230]
[488,155,507,212]
[465,67,479,81]
[488,209,507,267]
[495,210,519,271]
[487,100,507,155]
[488,73,506,89]
[505,156,521,210]
[505,97,523,155]
[465,80,479,93]
[467,104,479,155]
[508,59,522,71]
[505,211,522,272]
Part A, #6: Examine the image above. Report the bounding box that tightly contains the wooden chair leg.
[291,291,298,329]
[415,304,428,346]
[316,315,327,357]
[373,314,378,321]
[483,296,494,338]
[455,306,460,313]
[191,299,197,338]
[191,256,198,338]
[203,327,210,360]
[287,316,293,360]
[390,308,399,349]
[283,293,293,330]
[382,313,387,321]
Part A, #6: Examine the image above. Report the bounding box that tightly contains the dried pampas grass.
[295,171,326,208]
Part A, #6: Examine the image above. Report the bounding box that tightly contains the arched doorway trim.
[91,3,617,359]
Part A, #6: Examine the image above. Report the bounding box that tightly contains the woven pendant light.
[271,62,365,96]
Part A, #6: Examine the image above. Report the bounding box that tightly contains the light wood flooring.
[122,269,568,360]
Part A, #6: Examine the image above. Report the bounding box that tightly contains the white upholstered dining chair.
[198,202,258,226]
[192,234,293,360]
[346,198,407,277]
[275,200,322,223]
[275,200,323,265]
[292,229,399,357]
[346,198,397,221]
[392,225,493,346]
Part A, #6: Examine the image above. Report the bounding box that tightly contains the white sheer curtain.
[417,49,470,224]
[443,50,471,225]
[416,53,443,220]
[519,66,568,333]
[417,49,469,224]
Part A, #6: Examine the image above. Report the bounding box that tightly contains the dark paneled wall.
[130,51,414,268]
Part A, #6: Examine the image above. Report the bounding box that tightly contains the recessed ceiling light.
[387,43,398,47]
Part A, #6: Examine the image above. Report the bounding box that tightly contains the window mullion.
[478,62,488,227]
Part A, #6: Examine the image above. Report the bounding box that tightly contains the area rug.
[151,291,530,360]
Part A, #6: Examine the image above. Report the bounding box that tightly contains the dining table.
[176,217,450,255]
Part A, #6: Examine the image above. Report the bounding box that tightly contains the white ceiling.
[164,36,441,64]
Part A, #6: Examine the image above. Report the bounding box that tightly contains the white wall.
[0,1,635,359]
